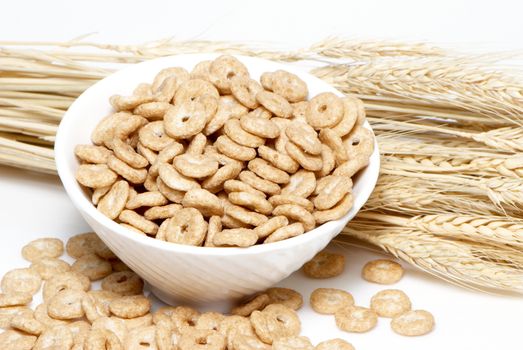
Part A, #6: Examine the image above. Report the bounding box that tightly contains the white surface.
[1,0,522,348]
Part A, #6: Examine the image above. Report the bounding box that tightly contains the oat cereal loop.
[391,310,435,336]
[310,288,354,314]
[303,251,345,279]
[362,259,404,284]
[370,289,412,318]
[335,306,377,333]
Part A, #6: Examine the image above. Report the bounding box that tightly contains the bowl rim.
[55,53,380,257]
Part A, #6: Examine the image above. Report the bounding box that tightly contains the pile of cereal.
[74,55,374,247]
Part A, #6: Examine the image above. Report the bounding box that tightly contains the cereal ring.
[257,145,299,174]
[310,288,354,314]
[224,118,265,148]
[133,101,171,120]
[225,204,268,227]
[43,271,90,301]
[165,208,208,246]
[109,295,151,319]
[156,177,185,203]
[213,228,258,248]
[315,338,355,350]
[72,253,112,281]
[0,306,32,329]
[209,55,249,94]
[75,144,112,164]
[158,163,201,192]
[35,326,74,349]
[230,76,263,109]
[204,216,222,247]
[391,310,435,336]
[370,289,411,318]
[90,112,136,145]
[120,223,145,236]
[156,321,180,350]
[260,72,273,90]
[268,195,314,212]
[30,258,71,280]
[92,184,112,205]
[171,306,200,332]
[229,192,273,215]
[179,328,226,350]
[101,271,144,296]
[138,121,175,151]
[182,189,224,217]
[285,142,323,171]
[190,60,212,80]
[253,216,289,239]
[319,128,348,165]
[108,138,148,169]
[361,259,404,285]
[306,92,343,129]
[269,70,308,103]
[281,170,316,198]
[272,205,315,231]
[285,122,322,155]
[174,154,219,178]
[152,67,190,93]
[48,289,86,320]
[271,117,292,154]
[174,79,219,104]
[144,203,182,221]
[232,294,270,317]
[256,91,292,118]
[152,141,185,172]
[266,287,303,310]
[240,115,280,139]
[265,222,304,244]
[313,175,352,210]
[313,193,353,224]
[111,260,132,272]
[91,317,127,344]
[248,158,289,184]
[33,304,68,328]
[202,162,243,193]
[273,336,313,350]
[334,148,371,179]
[239,171,280,196]
[204,145,244,168]
[221,214,251,229]
[247,106,272,119]
[224,180,266,199]
[335,306,377,333]
[116,313,153,330]
[66,232,113,260]
[126,191,168,210]
[204,95,249,136]
[196,312,225,331]
[331,97,359,137]
[344,127,374,162]
[97,180,130,219]
[250,304,300,344]
[0,329,36,350]
[291,101,308,122]
[1,268,41,295]
[0,293,32,307]
[86,290,121,318]
[165,95,218,139]
[218,315,255,349]
[21,238,63,262]
[85,328,123,350]
[231,334,270,350]
[303,251,345,279]
[316,144,336,177]
[215,135,257,161]
[107,155,147,184]
[186,133,208,155]
[144,173,159,192]
[133,83,152,96]
[76,164,118,188]
[10,312,45,336]
[110,91,155,111]
[119,210,159,235]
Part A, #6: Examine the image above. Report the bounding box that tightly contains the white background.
[1,1,522,349]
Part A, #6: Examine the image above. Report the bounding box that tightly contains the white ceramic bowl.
[55,54,380,305]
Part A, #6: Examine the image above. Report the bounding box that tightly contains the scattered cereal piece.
[30,258,71,280]
[250,304,301,344]
[273,336,314,350]
[101,271,144,296]
[231,294,270,317]
[21,238,64,262]
[315,338,355,350]
[266,287,303,310]
[72,253,112,281]
[303,251,345,279]
[1,268,42,296]
[109,295,151,319]
[370,289,411,318]
[362,259,404,285]
[310,288,354,314]
[391,310,435,336]
[0,329,37,350]
[335,306,378,333]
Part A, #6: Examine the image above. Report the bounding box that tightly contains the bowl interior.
[55,54,380,256]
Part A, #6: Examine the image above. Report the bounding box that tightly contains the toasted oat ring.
[256,91,292,118]
[75,144,112,164]
[182,189,224,217]
[165,208,208,246]
[204,216,222,247]
[223,180,266,198]
[370,289,412,318]
[391,310,435,336]
[195,312,225,332]
[153,75,178,102]
[204,95,249,136]
[285,122,322,155]
[158,163,201,192]
[92,184,111,205]
[209,54,249,94]
[178,329,226,350]
[186,133,207,155]
[34,325,74,350]
[202,162,243,193]
[0,306,32,329]
[91,317,127,344]
[22,238,64,262]
[144,203,182,221]
[320,128,348,165]
[108,138,148,168]
[281,170,316,198]
[48,289,86,320]
[152,67,190,93]
[0,293,32,307]
[0,329,37,350]
[303,251,345,279]
[273,336,313,350]
[164,95,218,139]
[248,158,290,184]
[253,216,288,239]
[239,115,280,139]
[316,338,355,350]
[137,143,158,165]
[1,268,41,296]
[107,155,147,184]
[306,92,343,129]
[190,60,212,80]
[213,228,258,248]
[231,334,270,350]
[101,271,143,296]
[316,144,336,177]
[10,312,45,336]
[228,192,273,215]
[119,210,158,236]
[72,253,112,281]
[285,142,323,171]
[333,156,369,179]
[247,106,272,119]
[362,259,404,284]
[30,258,71,280]
[33,304,68,328]
[344,126,375,162]
[257,145,299,174]
[43,271,89,301]
[87,290,121,318]
[138,121,174,151]
[335,306,377,333]
[97,180,130,220]
[126,191,168,210]
[291,101,308,121]
[310,288,354,314]
[85,328,123,350]
[272,204,315,231]
[239,171,280,196]
[225,204,268,227]
[331,97,359,137]
[313,193,353,224]
[224,118,265,148]
[231,293,270,317]
[110,93,155,111]
[250,304,300,344]
[76,164,118,188]
[221,214,251,229]
[109,295,151,319]
[266,287,303,310]
[133,101,171,120]
[230,76,262,109]
[215,135,257,161]
[203,145,243,168]
[90,112,137,145]
[174,154,219,179]
[170,305,200,332]
[268,195,314,212]
[174,79,219,104]
[313,175,352,210]
[268,70,308,103]
[265,222,304,244]
[120,223,145,236]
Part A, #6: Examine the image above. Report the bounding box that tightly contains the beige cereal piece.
[182,189,224,217]
[10,312,45,336]
[133,101,171,120]
[225,204,268,227]
[247,106,272,119]
[0,293,32,307]
[144,172,159,192]
[303,251,345,279]
[221,214,251,229]
[152,67,189,92]
[273,336,313,350]
[42,271,90,301]
[97,180,130,220]
[155,75,182,103]
[178,328,226,350]
[314,175,352,210]
[331,97,359,137]
[90,112,137,145]
[335,306,377,333]
[362,259,404,285]
[316,144,336,177]
[319,128,348,165]
[82,293,104,323]
[257,145,299,174]
[266,287,303,310]
[91,317,127,344]
[48,289,86,320]
[334,132,374,178]
[230,76,262,109]
[204,216,222,247]
[265,223,304,244]
[35,325,74,350]
[203,145,244,168]
[0,306,32,329]
[215,135,257,161]
[306,92,343,129]
[157,177,185,203]
[224,180,266,199]
[75,144,112,164]
[268,195,314,212]
[190,60,212,80]
[285,122,322,155]
[231,334,270,350]
[273,204,315,232]
[228,192,273,215]
[224,118,265,148]
[370,289,412,318]
[68,320,91,347]
[310,288,354,314]
[126,191,168,210]
[167,305,198,330]
[119,210,159,236]
[109,295,151,319]
[156,322,181,350]
[213,229,258,248]
[111,260,131,273]
[391,310,435,336]
[66,232,112,259]
[267,70,308,102]
[165,95,218,139]
[121,223,145,236]
[291,101,308,122]
[158,163,201,192]
[186,133,208,156]
[92,185,112,205]
[153,141,185,171]
[85,328,123,350]
[285,141,323,171]
[260,72,274,90]
[110,92,155,111]
[209,55,249,94]
[138,121,174,152]
[76,164,118,189]
[101,271,144,296]
[202,162,243,193]
[232,294,270,317]
[315,338,355,350]
[144,203,182,220]
[0,329,37,350]
[33,304,69,328]
[87,290,121,318]
[248,158,290,184]
[204,95,249,136]
[239,171,280,196]
[1,268,41,295]
[115,313,153,330]
[174,154,219,179]
[250,304,300,345]
[271,117,292,153]
[164,208,208,246]
[256,91,292,118]
[219,315,256,350]
[107,155,147,184]
[123,326,158,349]
[108,138,148,169]
[313,193,354,224]
[21,238,63,262]
[174,78,219,104]
[240,115,280,139]
[195,312,225,331]
[72,253,113,281]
